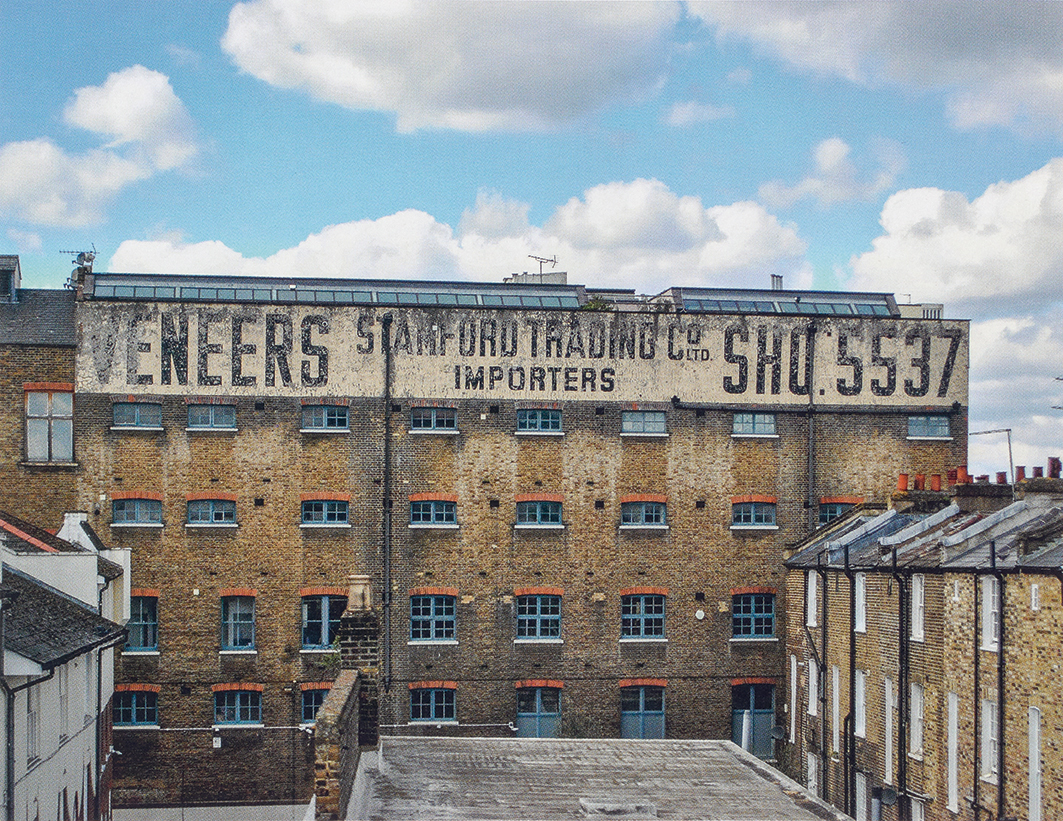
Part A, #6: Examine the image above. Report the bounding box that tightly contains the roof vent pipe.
[770,274,783,291]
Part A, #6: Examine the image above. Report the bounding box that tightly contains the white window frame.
[981,700,999,783]
[25,389,74,463]
[807,661,818,717]
[947,692,959,811]
[1031,582,1041,611]
[26,686,40,762]
[854,670,866,737]
[981,576,1000,651]
[789,654,797,744]
[1030,705,1042,821]
[854,572,866,633]
[58,665,69,741]
[620,410,667,436]
[910,683,924,757]
[806,751,819,795]
[854,772,868,821]
[806,571,818,628]
[884,676,895,784]
[911,574,925,642]
[910,797,926,821]
[831,665,840,754]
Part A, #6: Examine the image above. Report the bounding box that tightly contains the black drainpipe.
[804,324,817,533]
[819,558,829,798]
[844,544,856,817]
[891,547,909,821]
[381,313,394,694]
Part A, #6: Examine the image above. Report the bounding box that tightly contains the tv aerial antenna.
[528,254,557,275]
[60,245,96,287]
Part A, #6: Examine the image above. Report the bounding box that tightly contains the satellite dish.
[770,725,786,739]
[881,788,898,806]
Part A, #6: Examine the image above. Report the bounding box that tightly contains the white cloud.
[109,179,809,293]
[759,136,905,208]
[0,66,200,227]
[6,228,42,253]
[665,101,733,126]
[849,159,1063,476]
[691,1,1063,135]
[221,0,680,132]
[850,158,1063,317]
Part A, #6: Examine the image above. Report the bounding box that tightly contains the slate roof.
[354,736,851,821]
[0,509,84,554]
[0,288,76,346]
[2,565,125,669]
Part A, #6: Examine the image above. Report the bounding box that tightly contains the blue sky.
[2,1,1062,476]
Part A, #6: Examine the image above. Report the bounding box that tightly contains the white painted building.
[0,511,128,821]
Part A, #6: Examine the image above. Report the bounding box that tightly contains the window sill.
[213,723,264,730]
[19,461,79,468]
[910,634,925,643]
[514,638,563,645]
[115,724,160,731]
[110,522,164,529]
[619,524,669,531]
[514,523,565,531]
[299,648,336,655]
[408,523,459,530]
[300,428,349,434]
[407,640,458,646]
[110,426,164,432]
[731,433,779,439]
[620,432,668,438]
[729,524,779,531]
[219,649,258,655]
[854,627,866,634]
[410,719,458,725]
[619,637,668,643]
[409,429,461,435]
[980,644,1000,653]
[515,430,564,437]
[300,523,352,529]
[908,752,924,762]
[186,427,238,433]
[730,636,778,643]
[186,523,239,529]
[121,649,160,656]
[906,435,953,442]
[979,775,999,786]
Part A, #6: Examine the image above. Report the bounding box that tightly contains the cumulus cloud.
[6,229,42,253]
[690,1,1063,135]
[221,0,679,132]
[665,101,733,126]
[849,158,1063,475]
[0,66,200,227]
[109,179,809,293]
[759,137,906,208]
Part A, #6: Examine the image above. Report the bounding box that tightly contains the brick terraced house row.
[785,473,1063,821]
[0,259,969,807]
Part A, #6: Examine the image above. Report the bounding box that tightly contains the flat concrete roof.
[350,736,849,820]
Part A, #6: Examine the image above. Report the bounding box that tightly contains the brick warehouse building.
[5,264,968,807]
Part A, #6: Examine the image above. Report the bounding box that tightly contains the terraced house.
[1,258,969,807]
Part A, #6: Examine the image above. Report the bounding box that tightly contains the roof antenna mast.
[60,245,96,288]
[528,255,558,275]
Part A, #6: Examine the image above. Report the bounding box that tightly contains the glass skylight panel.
[755,301,777,312]
[855,304,875,315]
[482,294,503,306]
[350,291,372,302]
[502,294,523,306]
[417,293,439,304]
[436,294,458,305]
[377,292,396,303]
[737,301,756,312]
[779,302,799,312]
[456,294,478,305]
[114,286,135,297]
[397,292,417,304]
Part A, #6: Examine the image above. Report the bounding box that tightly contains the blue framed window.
[517,409,561,432]
[214,690,262,724]
[127,596,158,650]
[114,691,158,726]
[621,594,665,638]
[302,595,347,649]
[411,407,456,430]
[516,595,561,639]
[516,687,560,737]
[515,500,562,526]
[621,410,665,434]
[620,501,666,526]
[187,499,236,524]
[621,686,665,739]
[908,415,950,437]
[410,500,457,525]
[410,595,456,641]
[732,502,776,526]
[113,402,162,428]
[411,688,455,721]
[112,498,162,524]
[301,500,349,524]
[302,689,329,723]
[221,596,255,650]
[302,405,349,430]
[732,593,775,638]
[732,683,775,759]
[819,502,854,525]
[188,404,235,429]
[733,412,776,435]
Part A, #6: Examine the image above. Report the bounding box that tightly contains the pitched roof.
[0,289,76,346]
[3,566,125,668]
[0,509,83,554]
